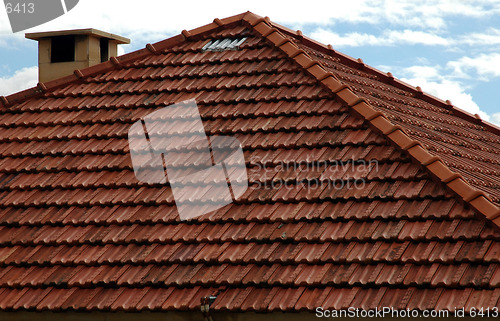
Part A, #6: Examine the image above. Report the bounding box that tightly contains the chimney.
[25,29,130,83]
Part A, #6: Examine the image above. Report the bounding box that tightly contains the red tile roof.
[0,11,499,314]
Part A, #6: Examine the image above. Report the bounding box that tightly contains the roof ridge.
[241,12,500,228]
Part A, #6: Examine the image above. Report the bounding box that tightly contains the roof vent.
[202,37,247,52]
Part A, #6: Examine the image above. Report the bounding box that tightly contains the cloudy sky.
[0,0,499,125]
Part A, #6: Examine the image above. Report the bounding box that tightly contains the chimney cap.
[25,28,130,44]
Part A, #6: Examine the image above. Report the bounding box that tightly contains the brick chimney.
[26,29,130,82]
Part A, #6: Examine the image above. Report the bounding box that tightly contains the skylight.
[202,37,247,52]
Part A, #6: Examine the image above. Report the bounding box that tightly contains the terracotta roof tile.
[0,11,498,314]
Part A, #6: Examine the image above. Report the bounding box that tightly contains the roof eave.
[0,310,322,321]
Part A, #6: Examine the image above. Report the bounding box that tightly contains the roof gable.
[0,12,499,313]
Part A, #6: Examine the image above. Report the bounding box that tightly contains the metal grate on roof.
[202,37,247,52]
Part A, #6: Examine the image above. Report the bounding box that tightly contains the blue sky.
[0,0,499,124]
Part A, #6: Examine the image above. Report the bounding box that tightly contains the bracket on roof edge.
[0,96,9,107]
[201,295,217,321]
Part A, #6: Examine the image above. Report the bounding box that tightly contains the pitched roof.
[0,11,499,314]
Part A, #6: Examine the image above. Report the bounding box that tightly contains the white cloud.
[0,3,12,34]
[1,0,497,36]
[385,30,449,45]
[311,29,449,47]
[311,30,379,47]
[310,27,500,49]
[0,0,382,35]
[447,53,500,80]
[0,66,38,96]
[402,65,441,79]
[0,0,498,54]
[491,113,500,126]
[382,0,500,29]
[458,28,500,46]
[310,24,500,50]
